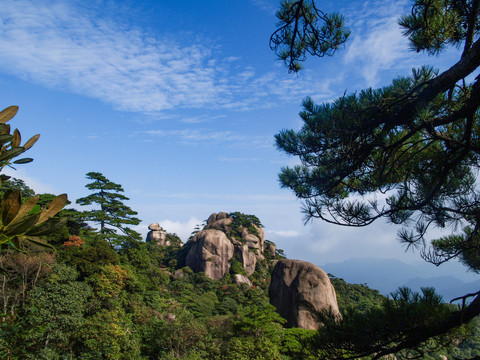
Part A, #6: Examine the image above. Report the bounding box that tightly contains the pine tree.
[76,172,141,244]
[272,0,480,358]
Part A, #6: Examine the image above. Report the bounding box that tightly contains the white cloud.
[267,230,302,237]
[343,0,411,86]
[158,217,204,242]
[0,0,333,113]
[142,128,273,147]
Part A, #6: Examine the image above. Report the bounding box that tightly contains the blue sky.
[0,0,474,280]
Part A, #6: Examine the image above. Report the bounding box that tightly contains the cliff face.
[160,211,340,330]
[185,212,267,280]
[185,229,234,280]
[269,258,341,330]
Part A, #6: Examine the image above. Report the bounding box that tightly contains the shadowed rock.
[269,258,340,329]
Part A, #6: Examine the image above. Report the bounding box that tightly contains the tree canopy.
[76,172,141,244]
[273,0,480,358]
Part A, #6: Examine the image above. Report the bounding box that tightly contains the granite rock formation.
[185,212,267,280]
[146,223,170,246]
[186,229,234,280]
[269,258,340,330]
[234,274,252,287]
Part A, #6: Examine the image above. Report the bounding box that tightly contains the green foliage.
[0,106,68,262]
[272,0,480,357]
[21,264,93,359]
[76,172,141,245]
[329,274,384,313]
[270,0,350,73]
[0,106,39,173]
[230,254,247,276]
[75,308,142,360]
[398,0,475,55]
[0,177,34,198]
[281,328,318,359]
[227,212,263,244]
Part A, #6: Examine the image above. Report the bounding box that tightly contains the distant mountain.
[404,276,480,302]
[320,258,479,301]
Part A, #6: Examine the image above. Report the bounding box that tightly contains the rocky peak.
[185,212,269,280]
[146,223,170,246]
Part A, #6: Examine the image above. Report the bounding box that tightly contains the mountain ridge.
[321,257,479,301]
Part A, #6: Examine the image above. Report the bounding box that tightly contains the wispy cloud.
[267,230,302,237]
[217,157,260,162]
[143,128,273,147]
[0,0,329,113]
[249,0,277,14]
[343,0,411,86]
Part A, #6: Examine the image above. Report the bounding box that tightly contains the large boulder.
[146,223,170,246]
[185,212,270,280]
[269,259,340,330]
[205,212,233,232]
[186,229,234,280]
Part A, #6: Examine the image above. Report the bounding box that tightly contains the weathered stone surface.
[266,242,277,258]
[234,274,252,287]
[146,223,170,246]
[234,244,256,276]
[269,259,340,330]
[148,223,162,231]
[185,212,277,281]
[216,212,228,220]
[186,229,234,280]
[239,224,265,261]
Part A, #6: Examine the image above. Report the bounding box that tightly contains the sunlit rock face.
[146,223,170,246]
[186,212,267,280]
[234,274,252,287]
[269,259,341,330]
[186,229,234,280]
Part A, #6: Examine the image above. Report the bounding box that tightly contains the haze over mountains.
[321,258,480,302]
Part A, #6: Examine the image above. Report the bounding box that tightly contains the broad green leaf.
[12,129,20,148]
[0,124,10,135]
[26,217,67,236]
[25,237,55,249]
[23,134,40,150]
[7,237,23,252]
[36,194,68,224]
[4,213,40,236]
[0,134,13,143]
[0,106,18,124]
[1,190,21,226]
[0,233,10,245]
[0,148,24,162]
[9,195,40,225]
[13,158,33,164]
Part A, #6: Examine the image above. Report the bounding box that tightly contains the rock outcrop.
[185,212,267,280]
[186,229,234,280]
[146,223,170,246]
[269,258,340,330]
[234,274,252,287]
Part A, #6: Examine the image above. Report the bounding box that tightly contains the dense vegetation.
[0,175,478,359]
